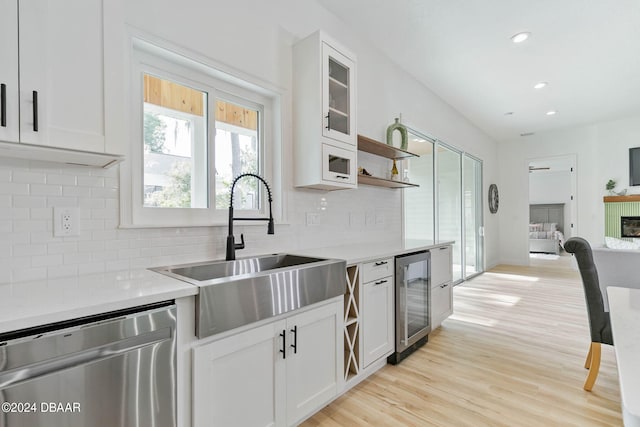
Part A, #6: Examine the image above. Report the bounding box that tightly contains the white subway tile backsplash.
[12,267,47,282]
[63,186,93,197]
[47,264,78,279]
[31,254,63,267]
[12,171,46,184]
[13,196,47,208]
[47,174,77,186]
[0,183,29,195]
[77,176,104,187]
[13,244,47,257]
[0,160,402,284]
[14,220,47,233]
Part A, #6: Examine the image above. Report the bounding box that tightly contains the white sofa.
[592,247,640,310]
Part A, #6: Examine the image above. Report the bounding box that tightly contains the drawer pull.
[32,90,39,132]
[1,84,5,127]
[374,261,388,266]
[440,283,449,288]
[290,325,297,354]
[374,279,387,286]
[279,329,286,359]
[335,175,349,180]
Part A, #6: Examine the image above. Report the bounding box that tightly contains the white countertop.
[294,239,454,265]
[607,286,640,427]
[0,269,198,334]
[0,239,453,335]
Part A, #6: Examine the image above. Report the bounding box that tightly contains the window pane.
[214,100,260,210]
[142,74,208,208]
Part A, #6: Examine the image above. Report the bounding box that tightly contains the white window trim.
[120,36,282,228]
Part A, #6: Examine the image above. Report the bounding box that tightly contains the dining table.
[607,286,640,427]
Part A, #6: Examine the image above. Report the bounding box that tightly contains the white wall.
[499,114,640,265]
[0,0,499,284]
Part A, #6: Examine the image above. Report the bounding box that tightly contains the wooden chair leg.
[584,343,593,369]
[583,342,601,391]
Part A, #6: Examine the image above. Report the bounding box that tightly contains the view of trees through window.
[142,74,261,211]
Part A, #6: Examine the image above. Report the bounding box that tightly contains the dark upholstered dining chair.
[564,237,613,391]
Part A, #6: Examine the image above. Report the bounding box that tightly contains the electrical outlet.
[53,207,79,237]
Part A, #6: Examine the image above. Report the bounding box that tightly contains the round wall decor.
[488,184,499,214]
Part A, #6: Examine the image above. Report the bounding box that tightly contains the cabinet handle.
[374,261,388,266]
[440,283,449,288]
[32,91,38,132]
[325,113,331,130]
[279,329,286,359]
[439,247,448,251]
[290,325,297,354]
[0,84,6,127]
[335,175,349,180]
[374,279,387,286]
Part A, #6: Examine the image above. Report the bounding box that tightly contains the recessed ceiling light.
[511,32,531,43]
[546,110,557,116]
[534,82,548,89]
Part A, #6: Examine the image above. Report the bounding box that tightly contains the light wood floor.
[303,256,622,426]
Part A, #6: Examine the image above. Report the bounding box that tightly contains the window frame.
[124,38,278,228]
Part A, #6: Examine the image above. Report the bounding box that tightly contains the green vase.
[386,118,408,151]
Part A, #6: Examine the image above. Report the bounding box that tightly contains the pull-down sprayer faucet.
[226,173,274,261]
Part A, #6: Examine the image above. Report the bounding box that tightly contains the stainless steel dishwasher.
[0,301,177,427]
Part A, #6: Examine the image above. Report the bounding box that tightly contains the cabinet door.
[286,302,341,425]
[18,0,105,152]
[322,143,356,187]
[431,246,453,287]
[431,281,453,329]
[362,277,394,367]
[193,321,286,427]
[0,0,19,143]
[322,42,356,146]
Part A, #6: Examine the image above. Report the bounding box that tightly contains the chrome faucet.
[226,173,274,261]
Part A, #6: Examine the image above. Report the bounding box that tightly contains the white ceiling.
[317,0,640,142]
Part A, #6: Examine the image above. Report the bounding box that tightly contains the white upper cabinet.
[293,31,357,190]
[0,0,19,143]
[0,0,105,152]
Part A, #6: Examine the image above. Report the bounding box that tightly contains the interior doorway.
[528,155,577,264]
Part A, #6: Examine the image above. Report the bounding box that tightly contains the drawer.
[362,258,393,283]
[430,245,453,288]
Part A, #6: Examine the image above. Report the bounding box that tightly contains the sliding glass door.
[404,129,484,283]
[463,154,483,279]
[437,144,463,282]
[404,130,434,241]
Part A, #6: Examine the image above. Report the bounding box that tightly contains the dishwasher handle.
[0,327,171,389]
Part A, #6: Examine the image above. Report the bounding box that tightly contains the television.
[630,147,640,186]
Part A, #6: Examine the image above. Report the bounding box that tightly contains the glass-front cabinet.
[293,31,357,190]
[322,44,355,146]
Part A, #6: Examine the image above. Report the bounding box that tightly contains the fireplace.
[621,216,640,237]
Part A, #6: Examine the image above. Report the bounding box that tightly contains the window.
[125,38,279,227]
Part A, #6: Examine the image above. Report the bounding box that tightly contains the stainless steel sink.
[151,254,346,338]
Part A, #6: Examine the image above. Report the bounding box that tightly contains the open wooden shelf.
[357,134,418,160]
[358,174,419,189]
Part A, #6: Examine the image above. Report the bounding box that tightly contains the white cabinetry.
[192,299,343,427]
[431,245,453,329]
[293,31,357,190]
[0,0,105,152]
[362,258,394,367]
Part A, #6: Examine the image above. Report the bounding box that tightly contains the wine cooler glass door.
[396,251,430,353]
